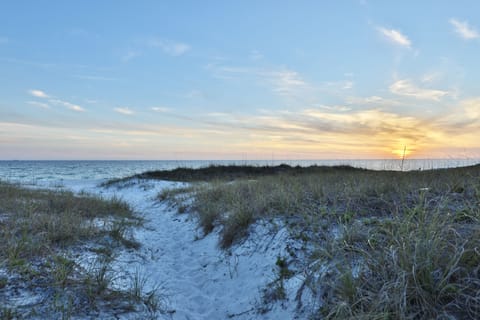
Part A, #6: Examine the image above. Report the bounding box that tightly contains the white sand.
[58,178,304,319]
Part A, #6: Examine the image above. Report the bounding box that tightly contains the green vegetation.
[0,181,161,319]
[103,164,364,186]
[158,163,480,319]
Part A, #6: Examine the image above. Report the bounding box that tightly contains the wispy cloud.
[421,72,442,83]
[147,38,191,56]
[122,50,142,62]
[67,104,85,112]
[2,57,91,70]
[27,101,50,109]
[50,99,85,112]
[199,99,480,158]
[7,95,480,159]
[27,89,85,112]
[462,99,480,120]
[204,63,253,80]
[377,27,412,48]
[199,106,440,158]
[74,75,119,81]
[449,18,479,40]
[151,107,170,112]
[208,60,360,101]
[342,81,354,89]
[28,89,49,98]
[317,105,352,112]
[263,69,309,96]
[322,80,354,91]
[114,107,134,115]
[389,79,449,101]
[346,95,402,107]
[186,89,205,99]
[442,98,480,127]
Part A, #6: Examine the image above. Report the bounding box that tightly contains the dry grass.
[0,182,135,260]
[158,164,480,318]
[0,181,161,318]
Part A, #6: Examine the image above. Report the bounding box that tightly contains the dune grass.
[102,164,364,187]
[158,163,480,318]
[0,181,161,319]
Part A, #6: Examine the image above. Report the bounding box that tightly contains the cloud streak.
[206,62,356,104]
[151,107,170,112]
[378,27,412,48]
[49,99,85,112]
[27,89,85,112]
[389,79,449,101]
[29,89,49,98]
[265,69,309,96]
[449,18,479,40]
[199,99,480,158]
[147,38,191,56]
[122,50,141,62]
[27,101,50,109]
[198,106,440,158]
[114,107,135,115]
[440,98,480,130]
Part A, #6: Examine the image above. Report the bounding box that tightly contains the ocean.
[0,159,479,184]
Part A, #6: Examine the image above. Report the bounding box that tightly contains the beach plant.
[108,218,141,249]
[127,268,165,316]
[50,254,76,288]
[152,163,480,318]
[0,180,153,318]
[84,254,115,298]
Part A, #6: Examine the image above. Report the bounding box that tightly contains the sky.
[1,1,480,160]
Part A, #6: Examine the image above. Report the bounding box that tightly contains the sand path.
[66,179,296,319]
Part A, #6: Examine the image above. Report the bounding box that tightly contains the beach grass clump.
[315,194,480,319]
[0,182,135,258]
[158,185,195,214]
[160,163,480,318]
[0,180,157,318]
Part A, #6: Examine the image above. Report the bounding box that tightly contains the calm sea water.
[0,159,479,184]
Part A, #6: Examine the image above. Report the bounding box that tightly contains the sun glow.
[391,145,412,159]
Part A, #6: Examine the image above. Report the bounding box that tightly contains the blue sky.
[1,1,480,159]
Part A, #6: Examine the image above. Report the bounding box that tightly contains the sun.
[391,146,412,159]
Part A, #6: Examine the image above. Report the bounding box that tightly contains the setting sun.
[392,146,413,159]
